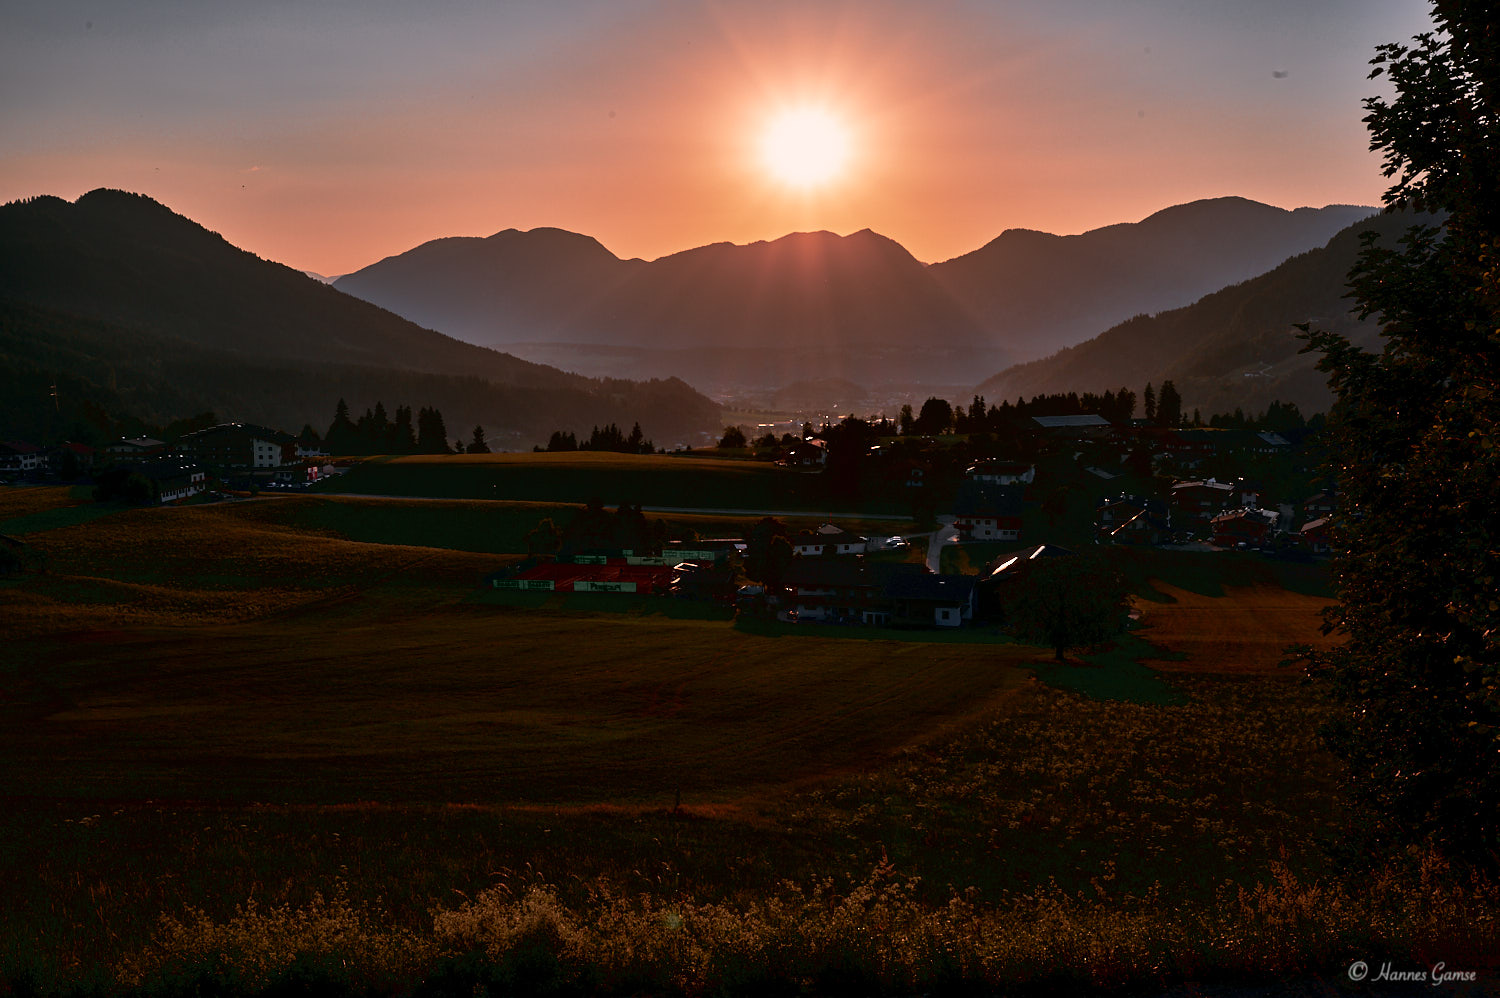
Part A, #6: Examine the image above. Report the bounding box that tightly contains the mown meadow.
[1,484,1495,996]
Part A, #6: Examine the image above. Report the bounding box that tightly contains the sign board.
[492,579,555,591]
[573,581,637,593]
[573,555,609,565]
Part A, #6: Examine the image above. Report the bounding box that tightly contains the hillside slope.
[930,197,1375,361]
[0,191,719,446]
[973,209,1429,416]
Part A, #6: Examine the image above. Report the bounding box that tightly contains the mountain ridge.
[333,197,1375,392]
[971,207,1429,417]
[0,189,719,445]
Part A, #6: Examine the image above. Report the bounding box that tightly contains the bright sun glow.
[759,106,851,188]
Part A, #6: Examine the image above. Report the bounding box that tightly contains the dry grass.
[0,484,88,521]
[1132,581,1340,674]
[7,492,1495,994]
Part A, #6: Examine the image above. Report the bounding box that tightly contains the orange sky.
[2,1,1435,275]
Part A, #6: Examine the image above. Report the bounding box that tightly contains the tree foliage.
[1301,2,1500,863]
[1003,553,1130,662]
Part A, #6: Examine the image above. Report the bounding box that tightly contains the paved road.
[925,515,959,573]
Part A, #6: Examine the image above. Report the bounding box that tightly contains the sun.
[758,106,852,189]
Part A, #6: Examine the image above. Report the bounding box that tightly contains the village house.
[777,439,826,468]
[780,559,897,623]
[0,441,44,477]
[790,523,868,557]
[1210,507,1279,548]
[952,481,1024,542]
[271,460,326,486]
[965,459,1035,486]
[1171,478,1237,517]
[1301,490,1337,520]
[44,442,96,475]
[105,456,208,503]
[1146,429,1219,469]
[884,572,977,628]
[176,423,296,470]
[1096,496,1171,546]
[1299,517,1333,554]
[102,437,166,461]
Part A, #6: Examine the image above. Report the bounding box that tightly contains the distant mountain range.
[974,207,1429,416]
[929,198,1376,359]
[333,198,1374,392]
[0,190,719,446]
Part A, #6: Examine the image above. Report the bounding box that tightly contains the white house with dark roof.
[965,459,1035,486]
[952,481,1024,542]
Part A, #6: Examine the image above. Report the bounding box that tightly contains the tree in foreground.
[1004,553,1130,662]
[1301,1,1500,863]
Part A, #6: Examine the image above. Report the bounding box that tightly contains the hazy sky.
[2,0,1435,275]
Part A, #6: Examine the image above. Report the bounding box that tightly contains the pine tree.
[416,407,451,454]
[468,425,490,454]
[1143,383,1157,423]
[1156,380,1182,427]
[392,405,416,453]
[326,398,357,454]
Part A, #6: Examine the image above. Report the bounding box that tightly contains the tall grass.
[111,858,1497,996]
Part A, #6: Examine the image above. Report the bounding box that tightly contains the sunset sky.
[3,0,1434,277]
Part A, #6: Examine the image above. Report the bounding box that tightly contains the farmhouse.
[952,481,1024,542]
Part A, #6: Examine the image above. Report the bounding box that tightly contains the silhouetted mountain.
[335,199,1372,391]
[930,197,1375,360]
[0,191,719,445]
[334,226,643,346]
[336,228,1005,388]
[973,209,1429,417]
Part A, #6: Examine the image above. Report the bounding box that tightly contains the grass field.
[1,485,1492,995]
